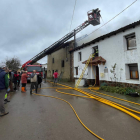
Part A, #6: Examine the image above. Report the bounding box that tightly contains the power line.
[69,0,77,32]
[88,0,138,36]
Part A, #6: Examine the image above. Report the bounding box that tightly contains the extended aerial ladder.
[23,8,101,65]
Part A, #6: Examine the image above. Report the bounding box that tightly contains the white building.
[70,20,140,87]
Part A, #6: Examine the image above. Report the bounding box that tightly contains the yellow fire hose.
[33,82,140,140]
[54,87,140,115]
[90,87,140,106]
[55,83,140,121]
[33,90,104,140]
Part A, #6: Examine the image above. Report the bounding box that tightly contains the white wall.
[74,43,97,79]
[74,25,140,84]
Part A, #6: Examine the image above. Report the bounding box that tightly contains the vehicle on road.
[22,61,43,82]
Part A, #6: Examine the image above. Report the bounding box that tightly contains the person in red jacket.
[21,71,28,92]
[53,70,59,86]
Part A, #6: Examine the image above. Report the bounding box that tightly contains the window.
[129,64,139,79]
[61,60,64,67]
[52,58,54,63]
[92,46,98,56]
[52,70,54,76]
[75,67,78,75]
[78,52,82,61]
[27,66,42,72]
[125,33,136,50]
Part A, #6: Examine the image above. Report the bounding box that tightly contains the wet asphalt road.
[0,82,140,140]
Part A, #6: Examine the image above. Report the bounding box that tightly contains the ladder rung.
[75,53,95,88]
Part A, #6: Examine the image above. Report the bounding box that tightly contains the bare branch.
[1,56,21,70]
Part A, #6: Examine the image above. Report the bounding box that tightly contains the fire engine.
[22,61,43,82]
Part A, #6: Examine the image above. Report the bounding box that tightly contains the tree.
[110,63,118,84]
[3,57,21,70]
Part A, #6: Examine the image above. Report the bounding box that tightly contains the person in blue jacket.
[0,65,9,117]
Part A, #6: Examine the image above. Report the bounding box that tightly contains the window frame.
[125,33,137,50]
[129,64,139,79]
[92,46,98,56]
[52,58,54,63]
[52,70,54,76]
[78,52,82,61]
[75,67,78,75]
[61,60,65,67]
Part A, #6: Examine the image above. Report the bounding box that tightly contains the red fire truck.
[22,61,43,82]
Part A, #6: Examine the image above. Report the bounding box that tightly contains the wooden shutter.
[136,71,138,78]
[130,71,133,78]
[76,67,78,75]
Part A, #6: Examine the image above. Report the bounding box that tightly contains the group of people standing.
[20,70,42,94]
[0,64,42,117]
[0,65,59,117]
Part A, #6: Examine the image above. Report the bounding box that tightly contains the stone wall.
[100,80,140,89]
[47,41,74,81]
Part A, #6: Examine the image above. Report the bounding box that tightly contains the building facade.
[70,20,140,87]
[47,40,74,81]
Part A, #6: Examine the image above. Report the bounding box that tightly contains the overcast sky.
[0,0,140,65]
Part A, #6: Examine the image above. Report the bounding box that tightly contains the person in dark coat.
[37,72,42,88]
[13,71,18,90]
[9,70,14,92]
[0,65,9,116]
[17,72,21,87]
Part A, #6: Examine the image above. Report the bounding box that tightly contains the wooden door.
[96,66,99,86]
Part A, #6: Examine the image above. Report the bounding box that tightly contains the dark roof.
[70,20,140,52]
